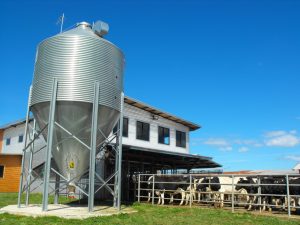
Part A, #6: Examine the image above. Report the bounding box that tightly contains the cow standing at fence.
[236,177,258,210]
[216,176,249,208]
[147,175,190,205]
[194,176,249,207]
[235,176,287,211]
[195,177,221,204]
[236,176,299,212]
[287,177,300,210]
[260,177,287,211]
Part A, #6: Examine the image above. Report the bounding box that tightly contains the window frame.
[5,138,11,146]
[122,117,129,137]
[176,130,186,148]
[158,126,170,145]
[136,120,150,142]
[0,165,4,179]
[18,135,24,143]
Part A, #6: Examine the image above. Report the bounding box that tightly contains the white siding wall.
[1,121,46,169]
[122,104,190,154]
[2,124,27,155]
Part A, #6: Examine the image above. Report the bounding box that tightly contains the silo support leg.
[54,174,60,204]
[117,92,125,211]
[113,151,119,208]
[18,86,32,208]
[25,120,36,206]
[42,79,58,211]
[88,82,100,212]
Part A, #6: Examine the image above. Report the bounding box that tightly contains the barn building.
[0,96,220,198]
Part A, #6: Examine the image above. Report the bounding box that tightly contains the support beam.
[117,92,124,210]
[88,82,100,212]
[25,119,36,206]
[18,86,32,208]
[42,78,58,211]
[54,174,60,204]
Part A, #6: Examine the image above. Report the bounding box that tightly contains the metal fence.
[135,173,300,217]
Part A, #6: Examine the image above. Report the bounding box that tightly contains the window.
[112,117,129,137]
[18,135,24,143]
[6,138,10,146]
[123,118,129,137]
[176,130,186,148]
[0,165,4,178]
[158,126,170,145]
[136,121,150,141]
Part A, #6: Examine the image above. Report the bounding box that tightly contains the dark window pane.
[136,121,142,139]
[164,128,170,144]
[123,118,128,137]
[158,127,163,143]
[158,126,170,145]
[176,130,186,148]
[136,121,150,141]
[0,165,4,178]
[18,135,24,143]
[6,138,10,145]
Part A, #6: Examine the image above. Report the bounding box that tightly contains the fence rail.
[135,173,300,217]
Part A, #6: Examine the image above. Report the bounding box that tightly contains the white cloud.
[199,130,299,151]
[265,130,288,138]
[233,139,262,147]
[219,146,233,152]
[203,138,230,147]
[264,130,300,147]
[284,155,300,162]
[238,147,249,153]
[202,138,233,152]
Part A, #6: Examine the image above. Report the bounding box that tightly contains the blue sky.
[0,0,299,171]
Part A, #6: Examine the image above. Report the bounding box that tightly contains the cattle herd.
[137,174,300,214]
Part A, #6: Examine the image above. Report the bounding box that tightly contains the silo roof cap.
[76,21,91,28]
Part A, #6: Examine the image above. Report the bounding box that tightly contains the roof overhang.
[0,118,32,130]
[122,145,221,169]
[125,96,201,131]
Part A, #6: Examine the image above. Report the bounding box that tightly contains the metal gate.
[135,173,300,217]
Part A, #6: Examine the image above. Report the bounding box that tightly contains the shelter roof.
[122,145,221,169]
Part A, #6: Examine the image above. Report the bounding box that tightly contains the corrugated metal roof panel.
[124,96,201,131]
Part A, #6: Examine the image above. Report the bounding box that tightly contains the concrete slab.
[0,204,137,219]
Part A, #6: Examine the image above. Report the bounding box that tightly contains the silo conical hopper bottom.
[31,101,119,197]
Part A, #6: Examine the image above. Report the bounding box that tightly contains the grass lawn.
[0,193,299,225]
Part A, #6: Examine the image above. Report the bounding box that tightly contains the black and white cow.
[217,176,249,208]
[236,176,288,211]
[236,176,300,212]
[287,177,300,210]
[147,175,190,205]
[195,177,221,204]
[236,177,258,210]
[260,176,287,211]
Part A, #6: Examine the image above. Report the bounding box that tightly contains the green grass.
[0,193,299,225]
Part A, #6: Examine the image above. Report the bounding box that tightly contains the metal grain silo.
[30,21,124,196]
